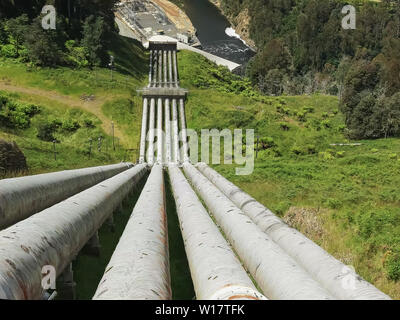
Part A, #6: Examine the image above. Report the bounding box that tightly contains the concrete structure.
[0,163,133,230]
[0,164,147,300]
[93,165,170,300]
[138,39,189,164]
[145,35,240,71]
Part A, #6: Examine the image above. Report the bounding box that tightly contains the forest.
[0,0,118,68]
[218,0,400,139]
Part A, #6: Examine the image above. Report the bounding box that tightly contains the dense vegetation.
[216,0,400,140]
[0,0,118,68]
[179,50,400,298]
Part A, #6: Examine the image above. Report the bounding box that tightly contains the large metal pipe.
[147,98,156,165]
[168,165,266,300]
[157,98,163,164]
[139,98,148,163]
[179,98,189,162]
[0,163,133,230]
[153,50,158,87]
[163,50,168,88]
[158,50,162,88]
[168,50,173,88]
[196,163,391,300]
[93,165,170,300]
[172,50,178,87]
[165,98,171,163]
[172,99,180,163]
[0,164,148,300]
[148,50,153,87]
[183,163,334,300]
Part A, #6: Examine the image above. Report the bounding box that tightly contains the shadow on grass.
[164,170,195,300]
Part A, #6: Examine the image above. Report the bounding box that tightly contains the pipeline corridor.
[0,40,392,300]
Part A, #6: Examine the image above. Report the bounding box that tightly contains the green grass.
[0,90,128,175]
[0,35,148,175]
[0,37,148,98]
[178,50,400,298]
[165,171,195,300]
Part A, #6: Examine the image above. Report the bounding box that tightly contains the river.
[180,0,255,65]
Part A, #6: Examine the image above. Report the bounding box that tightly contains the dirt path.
[0,82,128,145]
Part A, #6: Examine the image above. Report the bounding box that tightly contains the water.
[181,0,255,65]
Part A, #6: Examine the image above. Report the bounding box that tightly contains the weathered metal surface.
[168,165,266,300]
[173,50,178,87]
[157,98,163,163]
[158,50,162,88]
[165,98,171,163]
[148,50,153,87]
[139,98,148,163]
[172,99,180,163]
[0,163,133,230]
[179,98,189,162]
[93,165,171,300]
[183,163,334,300]
[0,164,148,300]
[163,50,168,86]
[196,163,391,300]
[153,50,158,87]
[148,98,156,165]
[168,50,173,87]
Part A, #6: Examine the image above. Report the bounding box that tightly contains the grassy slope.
[179,50,400,299]
[0,35,148,175]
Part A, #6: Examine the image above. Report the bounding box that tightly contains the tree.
[24,18,63,66]
[5,14,29,56]
[81,15,104,68]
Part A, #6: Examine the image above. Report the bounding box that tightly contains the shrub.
[260,137,276,149]
[336,151,346,158]
[389,153,397,160]
[322,120,332,128]
[295,111,307,122]
[291,145,304,155]
[325,198,342,209]
[319,151,335,160]
[62,119,81,132]
[337,124,346,132]
[37,122,57,141]
[386,250,400,281]
[303,106,315,113]
[279,122,290,131]
[84,119,95,128]
[65,40,89,68]
[0,44,17,58]
[305,144,317,154]
[0,97,39,129]
[322,112,329,119]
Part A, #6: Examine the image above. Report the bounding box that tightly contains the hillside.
[178,50,400,298]
[0,35,148,175]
